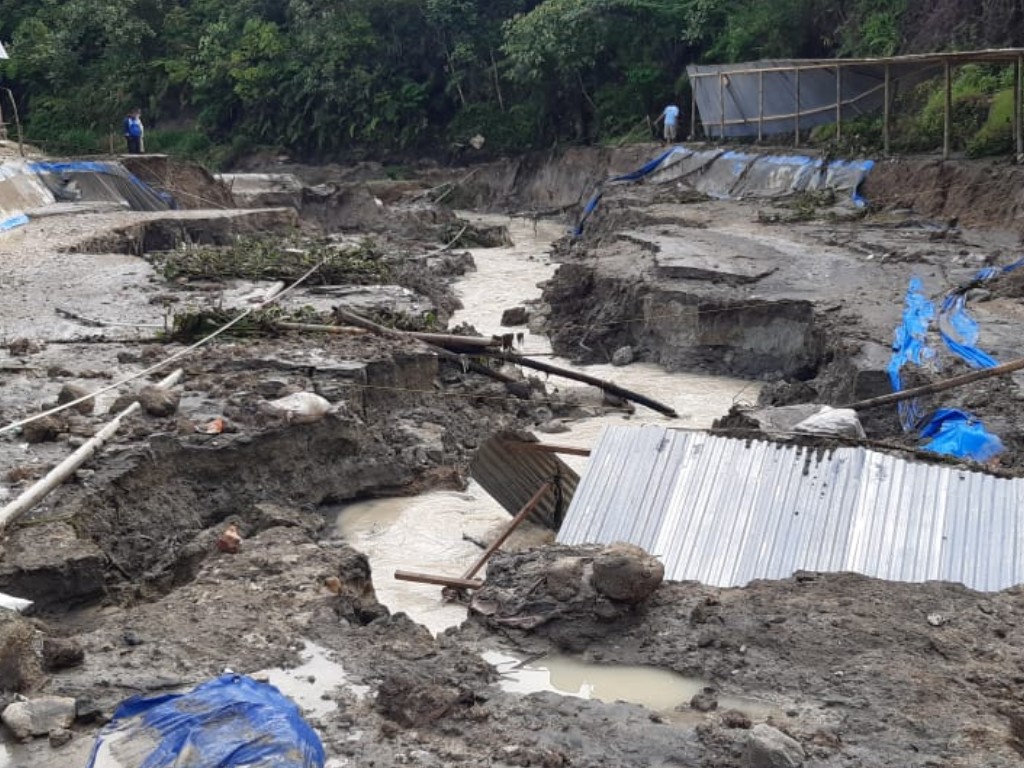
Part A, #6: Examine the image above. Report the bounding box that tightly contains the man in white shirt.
[654,103,680,144]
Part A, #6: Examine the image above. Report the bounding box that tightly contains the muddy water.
[482,651,778,722]
[336,214,759,632]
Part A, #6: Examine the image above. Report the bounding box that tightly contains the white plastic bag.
[793,406,866,438]
[265,392,331,425]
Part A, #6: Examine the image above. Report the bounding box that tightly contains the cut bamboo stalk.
[462,481,553,581]
[0,369,184,531]
[844,355,1024,412]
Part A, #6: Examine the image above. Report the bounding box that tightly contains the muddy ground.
[0,145,1023,767]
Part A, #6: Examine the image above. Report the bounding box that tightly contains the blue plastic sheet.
[888,275,1008,461]
[0,213,29,232]
[571,146,874,237]
[920,408,1004,462]
[87,674,325,768]
[887,277,936,430]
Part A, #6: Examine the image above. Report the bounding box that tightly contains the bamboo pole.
[689,84,697,141]
[1017,57,1023,156]
[0,369,184,531]
[333,309,506,351]
[835,65,842,141]
[393,571,484,590]
[844,355,1024,412]
[462,481,553,580]
[275,321,368,336]
[719,73,726,141]
[794,67,801,148]
[477,350,678,417]
[883,64,891,156]
[943,60,952,160]
[757,70,764,143]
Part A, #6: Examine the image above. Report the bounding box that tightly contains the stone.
[611,346,634,366]
[48,727,74,748]
[690,690,718,712]
[138,385,181,417]
[74,698,103,724]
[500,307,530,326]
[22,415,62,444]
[108,393,138,414]
[2,696,76,740]
[589,543,664,604]
[56,383,95,415]
[721,709,752,729]
[0,523,106,609]
[42,638,85,671]
[536,419,570,434]
[745,723,805,768]
[0,613,42,692]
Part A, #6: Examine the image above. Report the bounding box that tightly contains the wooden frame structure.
[688,47,1024,160]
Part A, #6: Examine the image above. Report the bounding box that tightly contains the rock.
[48,727,74,748]
[745,723,805,768]
[545,558,584,601]
[42,638,85,671]
[721,709,752,729]
[536,419,570,434]
[108,392,138,414]
[138,385,181,417]
[0,523,106,609]
[56,383,95,415]
[377,673,464,727]
[0,612,42,692]
[611,346,634,367]
[74,698,103,724]
[690,689,718,712]
[501,307,530,326]
[590,543,664,604]
[22,415,62,444]
[2,697,77,740]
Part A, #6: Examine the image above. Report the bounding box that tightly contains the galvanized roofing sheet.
[557,426,1024,592]
[471,433,579,530]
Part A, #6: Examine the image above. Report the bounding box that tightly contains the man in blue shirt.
[123,109,144,154]
[654,103,680,144]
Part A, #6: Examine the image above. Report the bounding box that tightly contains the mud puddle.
[257,641,370,718]
[482,650,778,723]
[331,484,544,634]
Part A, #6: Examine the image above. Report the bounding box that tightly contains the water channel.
[335,214,760,634]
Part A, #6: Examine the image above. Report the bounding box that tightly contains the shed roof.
[557,426,1024,592]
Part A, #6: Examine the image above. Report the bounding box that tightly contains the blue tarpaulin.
[87,674,325,768]
[888,271,1014,462]
[572,146,873,237]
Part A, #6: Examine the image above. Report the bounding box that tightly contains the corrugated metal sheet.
[471,433,579,529]
[558,426,1024,592]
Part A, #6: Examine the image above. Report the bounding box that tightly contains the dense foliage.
[0,0,1021,161]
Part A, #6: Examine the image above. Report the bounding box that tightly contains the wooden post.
[462,481,552,581]
[835,65,842,142]
[690,79,697,141]
[393,571,484,590]
[719,73,726,141]
[883,63,891,156]
[1016,57,1023,157]
[943,60,952,160]
[757,70,764,143]
[794,67,801,148]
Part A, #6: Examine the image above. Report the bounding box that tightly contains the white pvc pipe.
[0,369,183,532]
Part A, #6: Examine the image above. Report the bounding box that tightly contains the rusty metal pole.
[461,481,553,581]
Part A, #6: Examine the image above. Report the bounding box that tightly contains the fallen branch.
[332,307,518,386]
[479,350,678,418]
[0,369,183,532]
[844,355,1024,412]
[55,307,163,330]
[275,321,368,336]
[333,308,506,351]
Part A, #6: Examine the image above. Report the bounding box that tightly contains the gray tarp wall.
[687,59,944,139]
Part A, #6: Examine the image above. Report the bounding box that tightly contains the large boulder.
[745,724,805,768]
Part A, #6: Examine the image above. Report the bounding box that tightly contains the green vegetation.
[0,1,1019,161]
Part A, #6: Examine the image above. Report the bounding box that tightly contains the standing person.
[654,102,680,144]
[123,109,143,154]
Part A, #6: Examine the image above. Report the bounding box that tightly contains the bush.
[445,101,541,152]
[967,88,1015,158]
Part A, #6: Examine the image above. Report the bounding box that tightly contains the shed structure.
[557,425,1024,592]
[687,47,1024,158]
